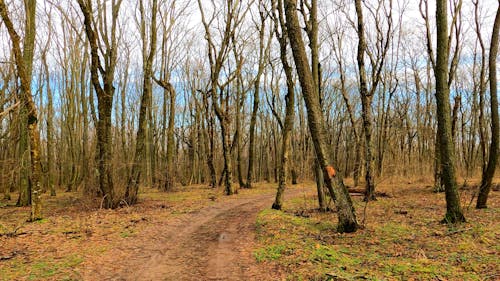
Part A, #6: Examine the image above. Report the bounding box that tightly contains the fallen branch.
[0,249,25,261]
[0,230,26,238]
[0,224,26,238]
[0,252,17,261]
[347,188,392,198]
[445,227,473,236]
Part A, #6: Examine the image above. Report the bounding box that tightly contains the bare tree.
[271,0,295,210]
[126,0,158,204]
[198,0,249,195]
[434,0,465,223]
[0,0,43,220]
[40,13,56,196]
[77,0,123,208]
[246,0,269,189]
[477,1,499,209]
[354,0,393,201]
[420,0,463,192]
[283,0,358,233]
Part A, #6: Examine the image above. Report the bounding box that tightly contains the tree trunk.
[164,83,176,191]
[477,3,499,209]
[17,105,30,206]
[0,0,43,220]
[246,83,259,189]
[355,0,376,202]
[222,122,234,195]
[126,0,158,204]
[314,160,327,211]
[42,52,56,197]
[307,0,328,210]
[284,0,358,233]
[272,0,295,210]
[77,0,121,209]
[235,81,245,188]
[201,89,217,188]
[435,0,465,223]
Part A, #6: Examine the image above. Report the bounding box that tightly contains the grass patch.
[1,254,83,281]
[120,230,133,238]
[254,180,500,280]
[310,245,361,267]
[254,244,289,262]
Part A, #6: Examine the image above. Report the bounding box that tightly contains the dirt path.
[81,187,306,281]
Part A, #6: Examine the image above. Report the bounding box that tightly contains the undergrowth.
[254,179,500,280]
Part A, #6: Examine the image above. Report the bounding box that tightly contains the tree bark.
[272,0,295,210]
[77,0,121,209]
[42,51,56,197]
[0,0,43,220]
[284,0,358,233]
[355,0,376,202]
[246,4,268,189]
[477,3,499,209]
[126,0,158,204]
[154,80,177,191]
[435,0,465,223]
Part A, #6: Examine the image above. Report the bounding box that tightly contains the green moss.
[35,218,49,224]
[382,259,454,279]
[310,245,361,266]
[62,254,84,268]
[9,254,84,281]
[254,244,290,262]
[376,222,412,238]
[120,230,133,238]
[29,262,55,280]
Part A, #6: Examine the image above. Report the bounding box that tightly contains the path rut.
[82,187,305,280]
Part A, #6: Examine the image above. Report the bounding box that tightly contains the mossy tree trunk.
[42,49,56,197]
[126,0,158,204]
[284,0,358,233]
[77,0,122,209]
[435,0,465,223]
[0,0,43,220]
[354,0,392,201]
[477,3,499,209]
[271,0,295,210]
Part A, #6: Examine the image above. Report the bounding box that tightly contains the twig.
[120,199,130,208]
[484,273,500,280]
[443,227,473,236]
[0,225,25,238]
[467,188,478,210]
[0,251,18,261]
[99,194,108,209]
[361,200,369,227]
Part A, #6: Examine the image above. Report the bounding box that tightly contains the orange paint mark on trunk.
[326,165,336,178]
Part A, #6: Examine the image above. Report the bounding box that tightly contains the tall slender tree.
[271,0,296,210]
[477,1,499,209]
[434,0,465,223]
[0,0,43,220]
[283,0,358,233]
[126,0,158,204]
[198,0,248,195]
[354,0,393,201]
[246,1,269,189]
[77,0,123,208]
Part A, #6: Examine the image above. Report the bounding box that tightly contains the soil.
[78,188,305,281]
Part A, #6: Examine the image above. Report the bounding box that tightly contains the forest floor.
[0,177,499,281]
